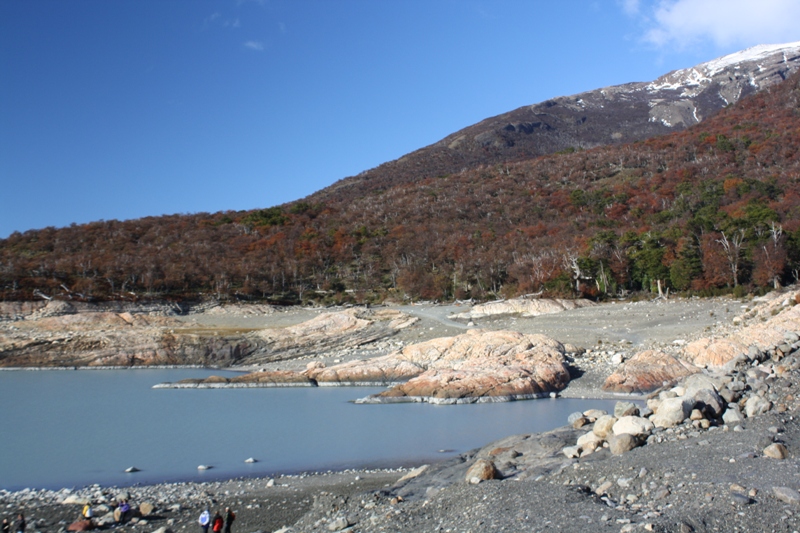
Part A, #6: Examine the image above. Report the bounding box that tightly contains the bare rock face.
[226,329,569,401]
[0,310,240,367]
[450,298,595,320]
[734,304,800,347]
[602,350,699,394]
[681,296,800,369]
[683,338,748,368]
[0,307,417,368]
[352,330,570,403]
[0,301,48,321]
[240,309,417,365]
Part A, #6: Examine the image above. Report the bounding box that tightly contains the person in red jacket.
[211,511,223,533]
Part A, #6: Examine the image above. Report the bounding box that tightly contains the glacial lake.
[0,369,621,491]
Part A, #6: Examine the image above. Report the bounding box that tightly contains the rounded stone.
[764,443,788,459]
[593,415,618,439]
[465,459,498,483]
[608,433,640,455]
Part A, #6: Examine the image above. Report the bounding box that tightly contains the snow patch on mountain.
[646,41,800,95]
[702,41,800,76]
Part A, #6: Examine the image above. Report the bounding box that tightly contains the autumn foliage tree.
[3,71,800,303]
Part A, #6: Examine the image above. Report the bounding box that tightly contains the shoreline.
[0,466,414,497]
[0,382,640,495]
[4,295,797,531]
[0,365,244,372]
[0,468,411,533]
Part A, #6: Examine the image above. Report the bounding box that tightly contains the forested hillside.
[2,72,800,304]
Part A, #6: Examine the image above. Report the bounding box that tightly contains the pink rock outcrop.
[733,304,800,347]
[682,297,800,369]
[450,298,595,320]
[240,308,417,365]
[225,329,570,402]
[602,350,699,394]
[347,329,571,403]
[682,338,748,368]
[1,306,417,368]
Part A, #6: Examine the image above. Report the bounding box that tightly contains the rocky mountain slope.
[3,43,800,304]
[316,42,800,200]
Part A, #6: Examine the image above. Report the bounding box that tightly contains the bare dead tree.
[717,229,746,287]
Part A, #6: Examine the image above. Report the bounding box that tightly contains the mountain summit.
[320,42,800,200]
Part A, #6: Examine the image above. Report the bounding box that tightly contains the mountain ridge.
[314,41,800,202]
[3,43,800,303]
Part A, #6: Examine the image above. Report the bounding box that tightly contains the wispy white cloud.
[204,12,241,30]
[278,22,287,34]
[625,0,800,50]
[243,40,265,51]
[203,12,222,29]
[618,0,640,16]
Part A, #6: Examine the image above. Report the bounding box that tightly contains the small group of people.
[2,513,25,533]
[114,500,132,524]
[198,507,235,533]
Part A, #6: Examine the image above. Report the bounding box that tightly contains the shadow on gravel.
[566,364,584,380]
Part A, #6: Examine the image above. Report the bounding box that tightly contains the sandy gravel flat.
[180,297,741,351]
[179,297,742,394]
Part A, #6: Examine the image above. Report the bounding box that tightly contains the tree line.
[2,72,800,304]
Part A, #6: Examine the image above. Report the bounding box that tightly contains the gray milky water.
[0,369,620,491]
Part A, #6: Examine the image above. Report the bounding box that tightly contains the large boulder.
[602,350,699,393]
[608,433,641,455]
[465,459,499,483]
[693,388,725,419]
[614,401,639,418]
[681,373,725,398]
[651,397,695,428]
[745,395,772,418]
[593,415,618,439]
[576,431,604,453]
[722,404,745,426]
[356,330,570,403]
[612,416,654,437]
[683,338,748,369]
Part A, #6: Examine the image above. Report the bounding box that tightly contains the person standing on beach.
[211,511,223,533]
[224,508,235,533]
[2,517,10,533]
[198,509,210,533]
[14,514,24,533]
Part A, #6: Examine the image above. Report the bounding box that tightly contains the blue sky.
[2,0,800,238]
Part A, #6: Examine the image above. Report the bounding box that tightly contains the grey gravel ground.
[5,295,791,533]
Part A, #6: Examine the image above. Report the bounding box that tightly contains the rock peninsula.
[4,290,800,532]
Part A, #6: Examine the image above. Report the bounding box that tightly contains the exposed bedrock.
[238,308,417,365]
[329,329,570,403]
[0,307,416,368]
[218,329,572,402]
[450,297,595,320]
[602,350,699,394]
[603,290,800,393]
